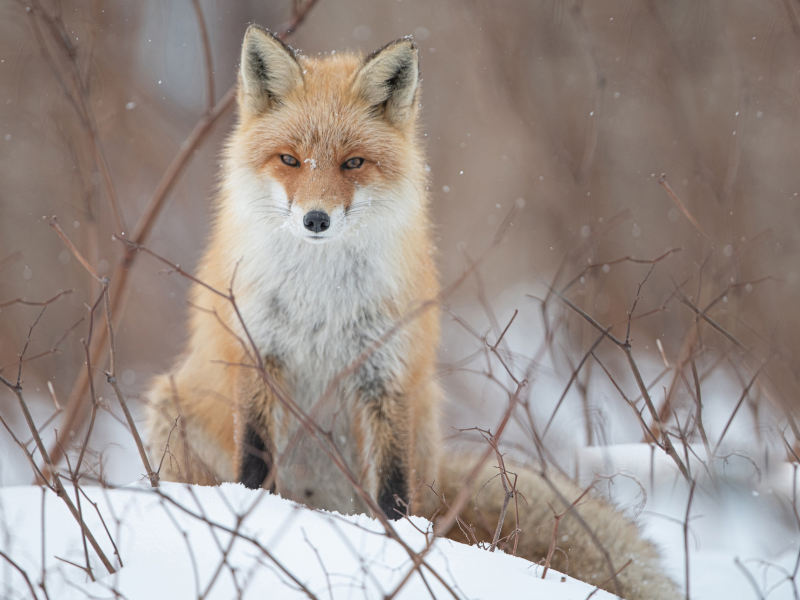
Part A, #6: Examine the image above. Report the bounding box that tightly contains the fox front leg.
[236,359,283,491]
[359,387,410,520]
[377,439,409,520]
[239,415,276,491]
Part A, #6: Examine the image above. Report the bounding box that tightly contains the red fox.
[146,25,678,599]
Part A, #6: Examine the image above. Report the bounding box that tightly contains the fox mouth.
[302,234,330,244]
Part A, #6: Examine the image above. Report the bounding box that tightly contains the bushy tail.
[417,454,679,600]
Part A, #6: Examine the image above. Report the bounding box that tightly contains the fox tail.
[416,454,679,600]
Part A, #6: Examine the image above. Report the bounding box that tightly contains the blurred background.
[2,0,800,465]
[2,1,800,592]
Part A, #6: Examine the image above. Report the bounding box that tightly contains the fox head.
[224,26,425,246]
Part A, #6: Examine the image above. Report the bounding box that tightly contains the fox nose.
[303,210,330,233]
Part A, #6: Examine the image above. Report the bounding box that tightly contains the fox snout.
[303,210,330,233]
[287,202,344,243]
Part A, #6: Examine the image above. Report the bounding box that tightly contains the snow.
[5,445,797,599]
[0,482,615,600]
[576,443,800,600]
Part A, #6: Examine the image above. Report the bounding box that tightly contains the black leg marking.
[239,421,275,492]
[377,456,408,520]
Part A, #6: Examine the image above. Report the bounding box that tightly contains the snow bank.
[577,443,800,600]
[0,482,613,599]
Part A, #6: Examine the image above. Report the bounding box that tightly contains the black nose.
[303,210,330,233]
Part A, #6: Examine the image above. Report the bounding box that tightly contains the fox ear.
[239,25,303,115]
[353,38,419,126]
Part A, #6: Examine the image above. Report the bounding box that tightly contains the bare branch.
[190,0,215,113]
[657,173,711,239]
[0,289,73,309]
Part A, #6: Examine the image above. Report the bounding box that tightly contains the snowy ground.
[578,444,800,600]
[1,444,798,599]
[0,481,615,600]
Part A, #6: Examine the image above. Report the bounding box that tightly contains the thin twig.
[684,479,697,600]
[584,559,633,600]
[712,366,764,456]
[657,173,711,239]
[688,359,718,485]
[0,548,40,600]
[0,374,116,574]
[190,0,215,113]
[49,217,101,281]
[551,286,691,480]
[542,480,596,580]
[0,289,73,309]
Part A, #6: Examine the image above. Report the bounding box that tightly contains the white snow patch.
[0,483,615,599]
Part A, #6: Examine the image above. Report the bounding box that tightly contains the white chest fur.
[236,230,407,390]
[224,171,417,403]
[222,176,416,512]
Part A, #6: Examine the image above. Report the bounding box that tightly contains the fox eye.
[342,157,365,170]
[281,154,299,167]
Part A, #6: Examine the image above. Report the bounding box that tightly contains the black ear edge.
[245,24,297,55]
[362,36,420,77]
[243,24,302,65]
[240,24,305,111]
